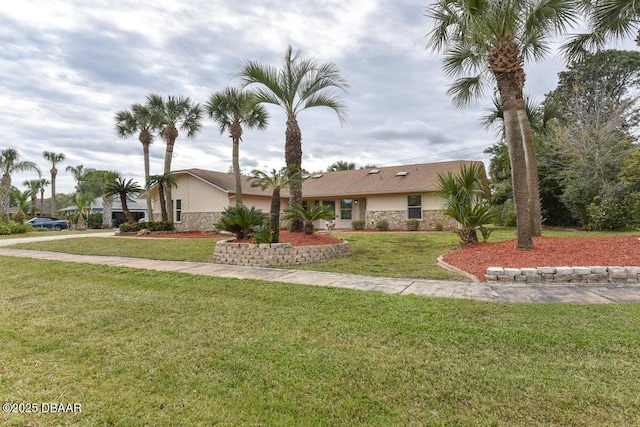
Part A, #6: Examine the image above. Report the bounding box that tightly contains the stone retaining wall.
[486,266,640,283]
[365,210,457,231]
[213,240,350,267]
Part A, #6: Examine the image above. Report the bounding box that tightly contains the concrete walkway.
[1,232,640,304]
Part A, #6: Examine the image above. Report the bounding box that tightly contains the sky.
[1,0,631,196]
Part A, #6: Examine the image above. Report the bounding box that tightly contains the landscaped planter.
[485,266,640,283]
[213,240,350,267]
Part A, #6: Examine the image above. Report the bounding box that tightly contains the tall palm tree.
[206,87,269,206]
[42,151,65,215]
[115,103,155,220]
[146,174,177,222]
[104,178,143,223]
[426,0,577,249]
[237,46,349,232]
[66,164,95,194]
[0,148,41,221]
[249,168,294,243]
[37,178,50,214]
[146,93,203,221]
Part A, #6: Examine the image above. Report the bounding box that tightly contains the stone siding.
[175,212,223,232]
[365,210,457,231]
[213,240,350,267]
[485,266,640,283]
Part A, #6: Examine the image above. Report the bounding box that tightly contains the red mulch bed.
[443,236,640,281]
[131,230,343,246]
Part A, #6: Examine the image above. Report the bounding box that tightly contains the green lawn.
[2,257,640,426]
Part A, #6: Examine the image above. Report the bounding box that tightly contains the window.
[322,200,336,216]
[340,199,353,220]
[175,199,182,222]
[408,195,421,219]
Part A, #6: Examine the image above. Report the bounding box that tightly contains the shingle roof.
[175,160,486,198]
[300,160,485,197]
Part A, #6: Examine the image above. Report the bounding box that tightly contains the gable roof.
[170,160,487,198]
[300,160,485,197]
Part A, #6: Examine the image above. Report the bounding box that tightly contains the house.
[145,160,488,232]
[60,196,148,226]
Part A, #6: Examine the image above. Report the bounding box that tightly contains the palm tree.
[104,178,143,223]
[146,174,177,222]
[327,161,356,171]
[438,163,494,246]
[206,87,269,206]
[9,187,30,223]
[249,168,293,243]
[237,46,349,232]
[37,178,50,214]
[66,164,95,194]
[0,148,41,221]
[23,179,43,216]
[115,103,155,220]
[146,93,203,220]
[284,203,335,235]
[42,151,65,215]
[71,191,96,229]
[425,0,577,249]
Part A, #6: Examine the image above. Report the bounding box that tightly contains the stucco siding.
[174,175,228,212]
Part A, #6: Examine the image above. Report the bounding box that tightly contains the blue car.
[26,217,69,230]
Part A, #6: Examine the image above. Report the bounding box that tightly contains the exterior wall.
[366,209,457,230]
[174,212,223,232]
[213,240,350,267]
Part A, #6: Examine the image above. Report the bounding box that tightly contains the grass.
[0,229,112,239]
[1,257,640,426]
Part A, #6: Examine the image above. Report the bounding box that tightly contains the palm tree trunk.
[0,173,10,221]
[30,194,37,216]
[231,124,243,206]
[164,139,175,222]
[495,73,534,249]
[271,188,281,243]
[120,192,134,223]
[50,168,57,216]
[285,116,303,232]
[143,142,153,221]
[158,184,168,222]
[102,194,114,228]
[39,189,44,214]
[517,108,543,236]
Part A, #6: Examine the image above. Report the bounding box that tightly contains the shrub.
[216,205,268,239]
[375,219,389,231]
[251,221,273,244]
[587,188,640,231]
[351,219,365,230]
[0,221,33,235]
[406,219,420,231]
[88,213,103,229]
[119,221,174,233]
[493,201,516,227]
[434,222,444,231]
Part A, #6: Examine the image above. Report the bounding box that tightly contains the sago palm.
[426,0,577,248]
[146,93,203,220]
[284,203,335,235]
[237,45,349,232]
[249,168,294,243]
[42,151,65,215]
[105,178,143,223]
[206,87,269,206]
[115,103,155,220]
[0,148,41,221]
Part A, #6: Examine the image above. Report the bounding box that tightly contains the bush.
[119,221,174,233]
[251,221,273,244]
[375,219,389,231]
[406,219,420,231]
[216,205,268,239]
[0,221,33,235]
[351,219,365,230]
[587,188,640,231]
[88,213,103,229]
[493,201,516,227]
[434,222,444,231]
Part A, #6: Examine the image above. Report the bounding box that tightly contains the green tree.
[9,187,30,223]
[426,0,578,248]
[237,46,349,232]
[115,103,155,220]
[0,148,41,220]
[206,87,269,206]
[284,203,335,235]
[249,168,294,243]
[105,178,143,224]
[438,163,494,246]
[327,161,356,171]
[84,170,122,228]
[146,94,203,221]
[42,151,65,215]
[146,174,177,222]
[65,164,95,194]
[71,191,96,229]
